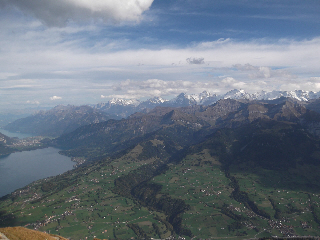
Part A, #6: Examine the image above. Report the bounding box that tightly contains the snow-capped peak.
[146,97,168,104]
[199,91,211,100]
[169,93,197,105]
[94,89,320,118]
[109,98,140,106]
[251,90,320,101]
[223,89,251,100]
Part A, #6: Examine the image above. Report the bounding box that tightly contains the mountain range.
[3,89,320,137]
[93,89,320,118]
[52,97,320,159]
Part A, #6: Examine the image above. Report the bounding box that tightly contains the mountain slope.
[4,105,117,137]
[148,120,320,238]
[0,133,16,156]
[53,99,247,158]
[54,98,320,159]
[53,106,209,158]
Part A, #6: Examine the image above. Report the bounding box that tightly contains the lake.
[0,147,74,198]
[0,129,33,139]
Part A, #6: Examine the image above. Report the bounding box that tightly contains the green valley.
[1,99,320,239]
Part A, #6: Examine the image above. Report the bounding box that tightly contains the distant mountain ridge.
[93,89,320,117]
[54,97,320,159]
[4,89,320,138]
[3,105,118,137]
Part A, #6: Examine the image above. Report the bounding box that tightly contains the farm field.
[151,147,320,239]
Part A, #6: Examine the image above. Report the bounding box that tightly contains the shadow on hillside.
[0,209,17,227]
[229,165,320,194]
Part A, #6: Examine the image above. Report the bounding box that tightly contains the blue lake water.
[0,147,74,198]
[0,129,33,139]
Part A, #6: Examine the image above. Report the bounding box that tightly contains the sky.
[0,0,320,111]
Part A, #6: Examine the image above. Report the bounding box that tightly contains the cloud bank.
[26,100,40,105]
[50,96,62,100]
[232,64,295,79]
[0,0,154,26]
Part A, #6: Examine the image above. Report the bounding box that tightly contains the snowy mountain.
[261,90,320,101]
[219,89,320,102]
[137,97,168,109]
[94,98,141,118]
[96,98,140,109]
[167,93,197,107]
[93,89,320,118]
[223,89,249,100]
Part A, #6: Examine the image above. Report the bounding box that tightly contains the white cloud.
[0,0,154,27]
[221,77,237,84]
[26,100,40,105]
[104,78,226,99]
[232,63,257,71]
[232,64,295,79]
[50,96,62,100]
[279,78,320,92]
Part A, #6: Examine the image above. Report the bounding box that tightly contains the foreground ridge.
[0,227,68,240]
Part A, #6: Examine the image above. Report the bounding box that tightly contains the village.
[8,136,46,149]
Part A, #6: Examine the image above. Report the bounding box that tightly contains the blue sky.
[0,0,320,110]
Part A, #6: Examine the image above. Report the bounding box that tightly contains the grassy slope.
[0,226,68,240]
